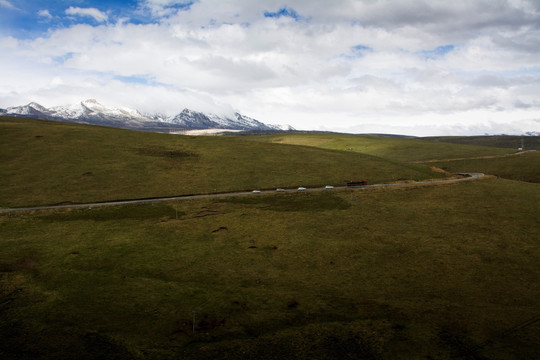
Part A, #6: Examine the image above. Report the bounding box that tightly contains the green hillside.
[431,151,540,183]
[1,118,539,359]
[250,133,514,162]
[423,135,540,150]
[0,118,439,208]
[250,133,539,183]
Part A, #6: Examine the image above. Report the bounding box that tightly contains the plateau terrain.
[1,117,538,360]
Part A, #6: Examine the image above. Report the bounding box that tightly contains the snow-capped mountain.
[0,100,152,128]
[167,109,278,131]
[272,124,296,131]
[0,99,293,132]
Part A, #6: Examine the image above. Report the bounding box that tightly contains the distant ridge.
[362,133,417,138]
[422,135,539,150]
[0,99,294,133]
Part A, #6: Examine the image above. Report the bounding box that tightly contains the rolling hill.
[1,116,538,360]
[423,135,540,150]
[0,117,439,208]
[249,132,516,162]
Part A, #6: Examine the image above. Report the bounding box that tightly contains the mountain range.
[0,99,294,132]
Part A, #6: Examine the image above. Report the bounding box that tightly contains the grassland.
[0,118,439,208]
[423,135,540,150]
[1,118,539,359]
[431,151,540,183]
[249,133,514,162]
[1,179,539,359]
[249,132,539,183]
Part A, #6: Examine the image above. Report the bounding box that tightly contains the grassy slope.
[0,118,438,208]
[249,133,514,162]
[1,179,539,359]
[251,133,539,183]
[2,119,539,359]
[431,151,540,183]
[423,135,540,150]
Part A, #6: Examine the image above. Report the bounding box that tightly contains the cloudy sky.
[1,0,539,135]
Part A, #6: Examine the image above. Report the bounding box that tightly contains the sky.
[1,0,539,135]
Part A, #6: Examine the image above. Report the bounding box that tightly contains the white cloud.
[37,9,53,19]
[0,0,17,10]
[1,0,540,135]
[65,6,108,23]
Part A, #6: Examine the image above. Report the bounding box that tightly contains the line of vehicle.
[0,173,484,214]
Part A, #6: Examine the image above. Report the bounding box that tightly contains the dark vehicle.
[347,180,367,187]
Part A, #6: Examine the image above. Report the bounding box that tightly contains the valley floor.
[1,178,539,359]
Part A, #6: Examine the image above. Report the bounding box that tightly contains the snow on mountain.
[232,113,274,130]
[2,99,153,128]
[79,99,148,121]
[168,109,281,131]
[0,99,292,132]
[49,102,84,119]
[271,124,296,131]
[5,102,50,117]
[169,109,225,129]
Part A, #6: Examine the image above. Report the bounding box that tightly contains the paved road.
[0,173,485,214]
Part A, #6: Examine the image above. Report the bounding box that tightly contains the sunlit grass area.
[431,151,540,183]
[0,118,439,208]
[250,133,514,162]
[423,135,540,150]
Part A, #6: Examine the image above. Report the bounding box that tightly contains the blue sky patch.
[0,0,164,38]
[163,1,195,12]
[337,44,372,60]
[113,75,169,88]
[352,44,372,53]
[264,7,302,21]
[53,52,76,65]
[114,75,152,85]
[419,45,455,59]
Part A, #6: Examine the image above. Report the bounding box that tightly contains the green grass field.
[423,136,540,150]
[1,118,539,359]
[249,132,539,183]
[249,133,514,162]
[431,151,540,183]
[1,179,539,359]
[0,118,440,208]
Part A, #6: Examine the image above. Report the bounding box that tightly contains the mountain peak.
[81,99,106,111]
[27,102,48,111]
[1,100,289,133]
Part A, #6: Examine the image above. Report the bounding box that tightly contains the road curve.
[0,173,485,214]
[411,150,536,164]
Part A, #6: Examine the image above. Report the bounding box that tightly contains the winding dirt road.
[411,150,536,164]
[0,173,485,214]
